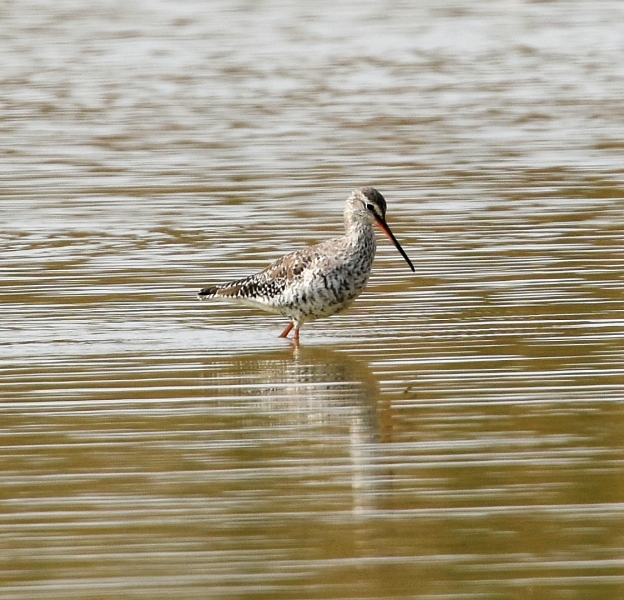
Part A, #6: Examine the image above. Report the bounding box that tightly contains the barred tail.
[197,272,285,310]
[197,277,253,301]
[197,286,219,300]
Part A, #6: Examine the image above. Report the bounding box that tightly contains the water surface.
[2,1,624,598]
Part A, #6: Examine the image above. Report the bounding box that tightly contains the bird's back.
[198,229,376,323]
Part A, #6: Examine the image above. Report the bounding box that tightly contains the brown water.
[2,1,624,598]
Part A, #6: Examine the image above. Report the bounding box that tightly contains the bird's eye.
[366,203,375,212]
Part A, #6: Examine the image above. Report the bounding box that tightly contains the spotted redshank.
[197,187,414,344]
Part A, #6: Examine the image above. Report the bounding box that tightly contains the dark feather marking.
[198,245,318,302]
[197,285,218,298]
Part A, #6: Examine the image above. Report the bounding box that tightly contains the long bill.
[374,216,415,272]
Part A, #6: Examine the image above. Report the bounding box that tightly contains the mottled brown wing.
[198,244,320,301]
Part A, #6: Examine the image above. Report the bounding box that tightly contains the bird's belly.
[277,263,371,322]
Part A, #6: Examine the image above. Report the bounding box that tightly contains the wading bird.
[198,187,414,344]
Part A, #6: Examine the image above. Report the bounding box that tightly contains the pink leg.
[279,322,294,338]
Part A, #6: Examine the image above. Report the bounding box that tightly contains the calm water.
[2,0,624,598]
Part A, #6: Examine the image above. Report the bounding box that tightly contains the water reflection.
[201,347,392,514]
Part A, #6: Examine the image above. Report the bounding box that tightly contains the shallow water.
[2,0,624,598]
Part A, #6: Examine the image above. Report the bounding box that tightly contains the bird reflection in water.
[200,347,394,514]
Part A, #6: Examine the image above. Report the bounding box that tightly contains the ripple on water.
[2,0,624,598]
